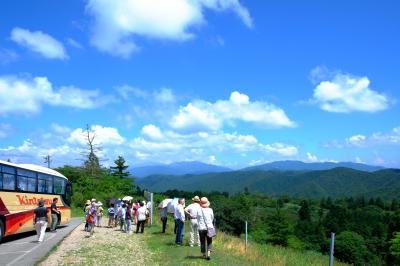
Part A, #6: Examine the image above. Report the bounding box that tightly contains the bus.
[0,160,72,242]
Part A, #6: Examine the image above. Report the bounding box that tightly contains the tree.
[390,232,400,264]
[298,200,311,221]
[267,208,290,246]
[335,231,368,265]
[82,124,102,177]
[110,156,130,178]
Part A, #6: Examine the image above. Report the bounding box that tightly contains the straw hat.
[91,198,96,202]
[192,196,200,202]
[97,201,103,206]
[200,197,210,208]
[85,200,91,205]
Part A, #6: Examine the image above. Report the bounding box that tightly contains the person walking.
[197,197,215,260]
[87,202,97,238]
[174,198,185,245]
[50,198,60,232]
[108,203,115,228]
[33,200,48,242]
[136,202,148,233]
[185,196,201,247]
[96,201,104,227]
[160,206,168,233]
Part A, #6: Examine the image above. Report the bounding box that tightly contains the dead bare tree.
[82,124,102,177]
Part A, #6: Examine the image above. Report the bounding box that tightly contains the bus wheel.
[0,220,4,243]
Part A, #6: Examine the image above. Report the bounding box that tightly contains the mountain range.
[136,167,400,199]
[131,161,232,178]
[131,160,383,177]
[241,160,383,172]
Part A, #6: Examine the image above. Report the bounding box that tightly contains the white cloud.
[170,91,295,133]
[306,152,318,162]
[68,125,125,146]
[343,127,400,148]
[0,75,109,115]
[312,72,388,113]
[141,124,163,140]
[346,134,367,147]
[153,88,176,103]
[259,143,298,157]
[85,0,252,58]
[208,155,216,163]
[116,85,149,100]
[10,27,68,60]
[170,102,222,133]
[0,122,299,167]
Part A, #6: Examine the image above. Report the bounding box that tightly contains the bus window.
[0,173,3,189]
[38,174,53,193]
[17,169,37,192]
[3,173,16,190]
[54,177,66,195]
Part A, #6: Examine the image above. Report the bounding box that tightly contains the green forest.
[56,153,400,266]
[137,167,400,199]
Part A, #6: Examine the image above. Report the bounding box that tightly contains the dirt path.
[39,220,153,266]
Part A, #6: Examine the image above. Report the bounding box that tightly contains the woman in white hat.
[196,197,215,260]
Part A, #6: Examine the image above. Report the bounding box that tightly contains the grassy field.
[144,218,349,266]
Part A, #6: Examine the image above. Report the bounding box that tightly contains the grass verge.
[144,219,349,266]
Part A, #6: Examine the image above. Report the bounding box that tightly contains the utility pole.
[44,155,52,168]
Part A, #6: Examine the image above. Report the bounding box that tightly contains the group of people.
[83,198,150,237]
[32,197,61,243]
[33,195,215,260]
[159,196,216,260]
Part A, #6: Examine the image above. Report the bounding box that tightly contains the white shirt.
[174,204,185,221]
[196,207,214,230]
[185,203,201,219]
[137,206,148,221]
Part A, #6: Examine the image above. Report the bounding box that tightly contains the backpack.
[86,214,94,224]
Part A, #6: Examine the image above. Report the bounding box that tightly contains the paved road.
[0,218,82,266]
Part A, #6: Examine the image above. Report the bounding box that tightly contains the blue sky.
[0,0,399,168]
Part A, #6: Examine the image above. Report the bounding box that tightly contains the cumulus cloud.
[0,75,109,115]
[346,134,367,147]
[170,91,295,133]
[10,27,68,59]
[141,124,163,140]
[306,152,318,162]
[311,71,388,113]
[259,143,298,157]
[0,122,298,167]
[345,127,400,147]
[68,125,125,146]
[85,0,252,58]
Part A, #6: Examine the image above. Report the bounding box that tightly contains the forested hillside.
[136,167,400,199]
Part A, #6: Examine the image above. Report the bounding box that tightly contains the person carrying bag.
[197,197,215,260]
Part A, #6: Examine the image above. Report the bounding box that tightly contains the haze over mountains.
[131,161,231,178]
[132,160,383,177]
[136,167,400,199]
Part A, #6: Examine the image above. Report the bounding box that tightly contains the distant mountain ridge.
[131,161,231,178]
[242,160,383,172]
[136,167,400,199]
